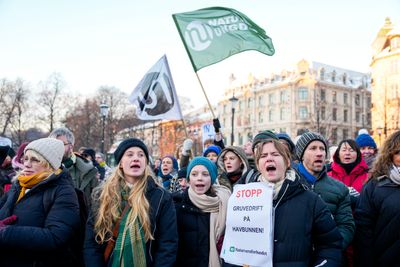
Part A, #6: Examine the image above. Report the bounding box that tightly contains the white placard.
[221,182,274,267]
[202,123,216,148]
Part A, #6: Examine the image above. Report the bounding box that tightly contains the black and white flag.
[129,55,183,120]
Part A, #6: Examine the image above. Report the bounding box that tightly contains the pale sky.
[0,0,399,110]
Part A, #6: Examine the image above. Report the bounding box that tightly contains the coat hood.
[217,146,250,175]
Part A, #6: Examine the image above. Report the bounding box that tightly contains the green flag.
[172,6,275,71]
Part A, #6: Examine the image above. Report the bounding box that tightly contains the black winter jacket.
[84,177,178,267]
[224,171,343,267]
[295,166,355,249]
[173,190,210,267]
[0,169,81,267]
[354,176,400,267]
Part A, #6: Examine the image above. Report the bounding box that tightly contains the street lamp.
[229,94,239,145]
[100,102,109,153]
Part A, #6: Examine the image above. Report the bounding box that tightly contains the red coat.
[328,160,369,192]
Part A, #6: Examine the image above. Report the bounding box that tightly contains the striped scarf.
[110,207,147,267]
[110,185,146,267]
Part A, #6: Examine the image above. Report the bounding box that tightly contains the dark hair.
[333,139,361,164]
[371,130,400,179]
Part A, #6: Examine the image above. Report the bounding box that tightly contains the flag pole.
[181,118,189,138]
[194,72,216,118]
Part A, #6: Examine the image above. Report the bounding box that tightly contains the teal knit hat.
[186,156,218,184]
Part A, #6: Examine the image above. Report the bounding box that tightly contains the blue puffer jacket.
[84,177,178,267]
[0,169,81,267]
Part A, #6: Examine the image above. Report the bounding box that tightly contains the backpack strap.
[103,204,130,263]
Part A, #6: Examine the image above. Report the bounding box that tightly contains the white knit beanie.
[25,138,64,170]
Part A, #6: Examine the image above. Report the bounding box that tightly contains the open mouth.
[266,165,276,173]
[195,184,206,190]
[314,160,324,164]
[131,164,141,169]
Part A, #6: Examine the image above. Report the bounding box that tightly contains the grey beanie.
[25,138,64,170]
[295,132,328,161]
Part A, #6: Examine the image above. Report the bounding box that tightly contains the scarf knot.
[17,170,54,202]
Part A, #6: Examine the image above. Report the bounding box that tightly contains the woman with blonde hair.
[84,138,178,267]
[0,138,81,267]
[354,130,400,267]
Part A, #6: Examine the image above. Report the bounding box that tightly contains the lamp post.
[229,94,239,145]
[100,102,109,153]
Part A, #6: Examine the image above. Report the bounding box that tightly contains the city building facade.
[370,17,400,146]
[217,59,371,146]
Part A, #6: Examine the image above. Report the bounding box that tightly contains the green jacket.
[296,166,355,249]
[67,156,98,205]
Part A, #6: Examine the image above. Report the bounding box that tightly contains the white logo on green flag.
[173,6,275,71]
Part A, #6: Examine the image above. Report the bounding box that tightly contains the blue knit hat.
[162,155,179,171]
[277,132,295,153]
[355,134,377,149]
[203,145,221,157]
[187,157,218,184]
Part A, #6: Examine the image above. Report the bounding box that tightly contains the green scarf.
[110,186,147,267]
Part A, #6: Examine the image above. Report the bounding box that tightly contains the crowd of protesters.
[0,123,398,267]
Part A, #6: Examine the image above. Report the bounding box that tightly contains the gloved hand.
[182,139,193,156]
[213,118,221,133]
[0,215,17,229]
[348,187,360,197]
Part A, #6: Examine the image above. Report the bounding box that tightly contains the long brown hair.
[370,130,400,179]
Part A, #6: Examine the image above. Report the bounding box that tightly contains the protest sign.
[221,182,274,267]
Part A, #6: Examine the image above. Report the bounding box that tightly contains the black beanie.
[114,138,149,164]
[252,130,279,151]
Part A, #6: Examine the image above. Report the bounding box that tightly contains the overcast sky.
[0,0,398,110]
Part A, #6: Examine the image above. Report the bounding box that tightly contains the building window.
[223,104,226,113]
[258,111,263,123]
[280,107,285,120]
[344,93,348,104]
[332,128,338,144]
[269,109,273,122]
[238,100,243,111]
[367,97,371,108]
[298,87,308,100]
[355,111,360,123]
[238,133,243,145]
[332,108,337,121]
[344,110,348,123]
[367,113,371,125]
[320,68,325,80]
[269,93,275,105]
[247,98,252,108]
[355,94,360,106]
[320,89,326,101]
[332,91,337,102]
[343,129,349,140]
[299,107,308,119]
[321,106,326,120]
[258,95,264,106]
[280,90,286,103]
